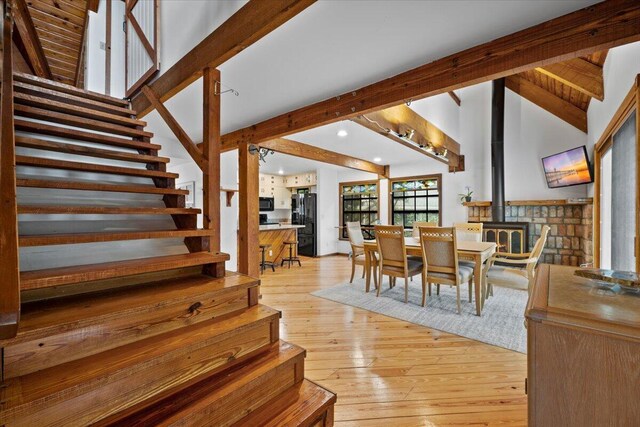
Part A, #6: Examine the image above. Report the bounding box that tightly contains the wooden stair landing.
[0,306,280,427]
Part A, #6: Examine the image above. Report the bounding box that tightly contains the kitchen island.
[259,224,305,266]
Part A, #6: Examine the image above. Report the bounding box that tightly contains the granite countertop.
[259,224,305,231]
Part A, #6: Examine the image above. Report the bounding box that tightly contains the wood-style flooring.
[259,255,528,426]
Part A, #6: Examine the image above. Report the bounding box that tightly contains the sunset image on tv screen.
[542,147,592,188]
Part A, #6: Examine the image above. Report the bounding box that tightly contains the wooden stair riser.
[100,341,305,427]
[13,91,145,128]
[18,206,198,215]
[19,229,214,247]
[0,310,280,427]
[20,252,229,290]
[15,137,169,165]
[14,72,131,107]
[15,104,153,138]
[15,119,160,151]
[17,179,188,197]
[4,283,262,378]
[12,80,136,117]
[14,92,146,128]
[15,156,177,180]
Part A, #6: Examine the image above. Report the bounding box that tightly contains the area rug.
[311,278,528,353]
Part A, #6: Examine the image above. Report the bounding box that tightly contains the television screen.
[542,146,593,188]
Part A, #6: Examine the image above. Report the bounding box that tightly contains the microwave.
[259,197,274,211]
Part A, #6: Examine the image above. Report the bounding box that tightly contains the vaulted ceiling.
[506,51,608,133]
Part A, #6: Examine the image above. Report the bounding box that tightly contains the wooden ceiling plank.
[32,27,81,48]
[29,7,84,34]
[29,0,87,18]
[220,0,639,149]
[131,0,317,117]
[13,0,52,78]
[40,37,80,57]
[258,138,388,177]
[27,0,85,25]
[536,57,604,101]
[42,45,78,63]
[506,75,587,133]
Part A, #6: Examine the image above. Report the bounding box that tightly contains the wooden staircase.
[0,72,335,426]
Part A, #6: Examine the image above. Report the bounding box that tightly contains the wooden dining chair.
[453,222,483,242]
[346,221,377,285]
[418,226,474,313]
[412,221,437,238]
[374,225,423,303]
[483,225,550,299]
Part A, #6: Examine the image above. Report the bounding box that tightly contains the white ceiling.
[151,0,599,167]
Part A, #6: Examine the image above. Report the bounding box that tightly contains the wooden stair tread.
[16,155,177,179]
[7,272,258,344]
[15,136,169,164]
[233,379,336,427]
[15,104,154,138]
[18,206,200,215]
[14,72,130,107]
[20,251,229,290]
[13,80,136,117]
[101,340,305,427]
[0,305,280,423]
[16,179,189,195]
[20,228,215,247]
[15,119,160,151]
[14,92,145,127]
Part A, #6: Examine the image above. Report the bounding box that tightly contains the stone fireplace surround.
[465,200,593,267]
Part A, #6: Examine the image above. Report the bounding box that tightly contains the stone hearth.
[466,201,593,267]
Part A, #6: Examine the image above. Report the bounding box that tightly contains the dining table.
[363,237,497,316]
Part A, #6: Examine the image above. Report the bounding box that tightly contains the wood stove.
[482,221,529,254]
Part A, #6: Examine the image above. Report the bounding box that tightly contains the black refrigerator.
[291,193,317,257]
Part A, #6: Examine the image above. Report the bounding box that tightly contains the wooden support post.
[202,68,221,252]
[238,142,260,278]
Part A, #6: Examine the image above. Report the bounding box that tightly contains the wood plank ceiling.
[23,0,94,85]
[506,51,608,133]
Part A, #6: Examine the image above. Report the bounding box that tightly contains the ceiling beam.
[506,75,587,133]
[221,0,640,149]
[350,104,460,167]
[87,0,99,13]
[13,0,52,79]
[448,91,461,106]
[132,0,316,117]
[259,138,389,177]
[536,57,604,101]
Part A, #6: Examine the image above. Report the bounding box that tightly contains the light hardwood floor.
[259,255,528,426]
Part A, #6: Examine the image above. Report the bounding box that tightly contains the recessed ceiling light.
[278,169,284,175]
[337,129,348,137]
[373,157,382,163]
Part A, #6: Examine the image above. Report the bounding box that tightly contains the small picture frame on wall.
[177,181,196,208]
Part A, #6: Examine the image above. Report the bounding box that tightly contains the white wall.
[315,166,339,256]
[85,0,127,97]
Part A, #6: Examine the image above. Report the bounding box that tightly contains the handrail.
[0,0,21,340]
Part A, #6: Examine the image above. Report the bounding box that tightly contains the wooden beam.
[238,142,260,278]
[87,0,99,13]
[350,104,460,166]
[140,85,208,170]
[448,91,461,106]
[259,138,388,177]
[202,68,221,252]
[13,0,52,79]
[536,57,604,100]
[132,0,316,117]
[221,0,640,148]
[0,0,21,339]
[506,75,588,133]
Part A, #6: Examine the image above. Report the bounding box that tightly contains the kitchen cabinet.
[274,187,291,209]
[260,174,290,205]
[285,172,317,188]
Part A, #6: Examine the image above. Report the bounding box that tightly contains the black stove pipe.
[491,78,506,222]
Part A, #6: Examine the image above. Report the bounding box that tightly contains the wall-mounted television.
[542,146,593,188]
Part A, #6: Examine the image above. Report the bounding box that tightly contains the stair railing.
[0,0,21,340]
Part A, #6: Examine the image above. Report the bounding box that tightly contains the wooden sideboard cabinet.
[526,264,640,426]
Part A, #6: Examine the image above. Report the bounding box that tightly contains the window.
[339,181,379,240]
[390,174,441,230]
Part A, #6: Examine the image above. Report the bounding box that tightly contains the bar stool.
[259,244,275,273]
[281,240,302,268]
